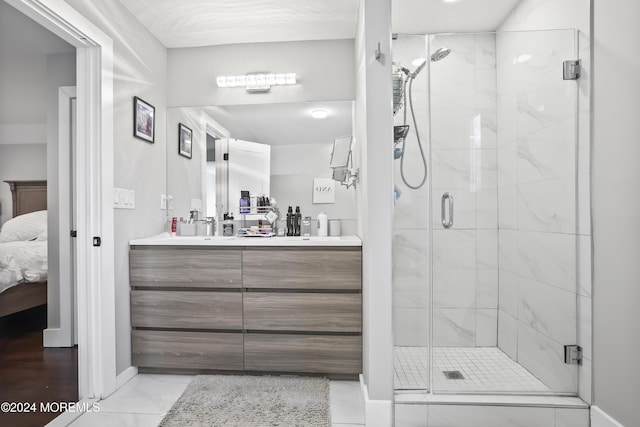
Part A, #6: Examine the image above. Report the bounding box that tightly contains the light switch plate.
[160,194,167,209]
[114,188,135,209]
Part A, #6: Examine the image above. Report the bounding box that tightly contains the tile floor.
[395,346,552,393]
[66,374,365,427]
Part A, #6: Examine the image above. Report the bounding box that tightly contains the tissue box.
[177,222,197,236]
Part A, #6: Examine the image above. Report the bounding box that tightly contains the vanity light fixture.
[216,73,297,93]
[311,109,328,119]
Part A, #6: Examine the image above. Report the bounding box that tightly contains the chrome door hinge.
[563,60,581,80]
[564,345,583,365]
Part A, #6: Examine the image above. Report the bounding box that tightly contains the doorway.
[4,0,117,412]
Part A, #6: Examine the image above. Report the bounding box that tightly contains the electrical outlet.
[167,195,174,210]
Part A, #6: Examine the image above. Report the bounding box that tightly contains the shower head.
[431,47,451,62]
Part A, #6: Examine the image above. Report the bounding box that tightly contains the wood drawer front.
[244,334,362,375]
[131,291,242,329]
[244,292,362,333]
[243,249,362,290]
[130,249,241,288]
[132,330,243,371]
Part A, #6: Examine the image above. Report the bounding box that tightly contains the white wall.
[592,1,640,425]
[0,53,47,146]
[0,144,47,224]
[65,0,168,376]
[167,39,355,107]
[355,0,394,418]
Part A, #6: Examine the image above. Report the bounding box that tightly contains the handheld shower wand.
[399,47,450,190]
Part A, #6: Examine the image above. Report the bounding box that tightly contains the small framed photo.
[133,96,155,143]
[313,178,336,204]
[178,123,193,159]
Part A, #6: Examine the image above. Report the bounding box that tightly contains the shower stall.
[392,30,587,397]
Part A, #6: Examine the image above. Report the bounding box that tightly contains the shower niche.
[392,30,584,397]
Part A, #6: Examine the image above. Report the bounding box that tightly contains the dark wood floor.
[0,305,78,427]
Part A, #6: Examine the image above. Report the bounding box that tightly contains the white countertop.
[129,233,362,247]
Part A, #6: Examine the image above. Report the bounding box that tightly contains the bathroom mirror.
[166,100,354,226]
[330,136,353,169]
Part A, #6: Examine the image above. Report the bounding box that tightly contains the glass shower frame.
[392,29,581,397]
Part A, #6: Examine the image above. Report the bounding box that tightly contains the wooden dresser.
[129,244,362,378]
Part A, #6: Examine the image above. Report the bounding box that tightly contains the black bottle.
[294,206,301,236]
[286,206,294,236]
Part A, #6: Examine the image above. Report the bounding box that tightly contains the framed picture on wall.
[133,96,155,143]
[178,123,193,159]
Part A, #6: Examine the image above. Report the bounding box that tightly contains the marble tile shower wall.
[495,30,580,393]
[393,36,430,347]
[430,33,499,349]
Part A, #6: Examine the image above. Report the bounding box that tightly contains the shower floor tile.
[394,347,552,393]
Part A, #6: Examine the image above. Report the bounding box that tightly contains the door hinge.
[93,236,102,247]
[223,153,229,161]
[563,59,581,80]
[564,345,583,365]
[70,230,77,238]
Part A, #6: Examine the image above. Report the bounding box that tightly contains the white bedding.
[0,240,48,293]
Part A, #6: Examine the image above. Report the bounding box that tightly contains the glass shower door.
[429,30,580,395]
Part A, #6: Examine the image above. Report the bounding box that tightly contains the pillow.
[0,210,47,243]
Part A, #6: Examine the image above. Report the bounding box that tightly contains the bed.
[0,181,48,317]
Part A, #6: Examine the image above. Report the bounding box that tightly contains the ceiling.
[117,0,521,49]
[116,0,359,48]
[199,101,352,146]
[393,0,522,34]
[0,1,75,57]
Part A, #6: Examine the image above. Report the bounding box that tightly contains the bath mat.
[159,375,331,427]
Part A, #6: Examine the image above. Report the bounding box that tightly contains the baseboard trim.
[115,366,138,390]
[360,374,393,427]
[591,406,625,427]
[43,328,73,348]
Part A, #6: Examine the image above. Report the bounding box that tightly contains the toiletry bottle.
[223,213,235,236]
[317,212,328,237]
[302,216,311,238]
[250,194,257,214]
[240,191,250,214]
[171,217,177,236]
[294,206,301,236]
[286,206,293,236]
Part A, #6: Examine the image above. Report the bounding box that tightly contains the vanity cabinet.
[129,244,362,377]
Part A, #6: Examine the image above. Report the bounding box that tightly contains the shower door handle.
[441,192,454,229]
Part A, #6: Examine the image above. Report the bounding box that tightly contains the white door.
[227,139,270,217]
